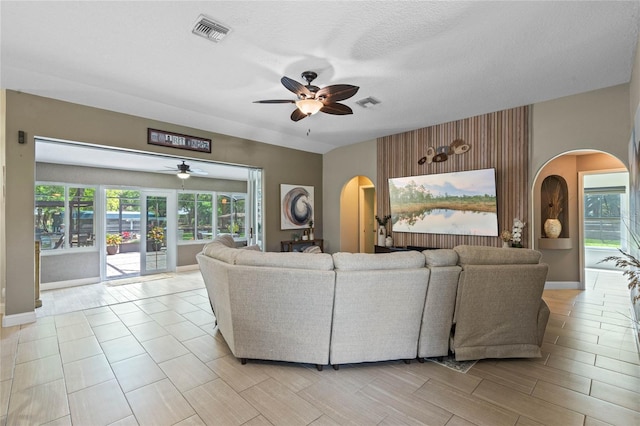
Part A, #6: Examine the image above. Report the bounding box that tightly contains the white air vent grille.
[356,97,381,108]
[192,15,230,42]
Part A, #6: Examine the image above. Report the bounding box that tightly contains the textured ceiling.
[1,1,639,156]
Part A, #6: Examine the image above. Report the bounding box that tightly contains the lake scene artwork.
[388,168,499,236]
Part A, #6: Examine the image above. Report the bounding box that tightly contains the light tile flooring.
[1,269,639,425]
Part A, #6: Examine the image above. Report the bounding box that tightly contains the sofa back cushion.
[454,245,541,265]
[235,250,334,271]
[423,249,458,267]
[332,251,425,271]
[202,240,241,264]
[215,234,236,248]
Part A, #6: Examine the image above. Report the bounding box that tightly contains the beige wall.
[322,139,376,253]
[531,85,631,283]
[3,91,322,320]
[531,84,630,174]
[0,91,6,311]
[630,32,640,125]
[627,32,640,323]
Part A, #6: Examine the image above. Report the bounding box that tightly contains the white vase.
[309,230,314,240]
[377,226,386,246]
[544,218,562,239]
[385,236,393,247]
[502,241,510,248]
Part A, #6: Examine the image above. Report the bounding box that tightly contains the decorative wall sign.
[281,184,314,230]
[147,128,212,153]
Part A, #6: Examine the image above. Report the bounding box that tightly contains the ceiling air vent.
[192,15,230,43]
[356,96,381,108]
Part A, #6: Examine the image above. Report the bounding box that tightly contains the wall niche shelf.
[540,175,569,239]
[538,238,572,250]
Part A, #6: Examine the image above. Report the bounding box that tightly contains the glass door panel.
[141,191,175,275]
[105,189,141,279]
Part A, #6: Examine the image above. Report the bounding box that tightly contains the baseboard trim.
[41,277,101,291]
[545,281,581,290]
[2,310,37,327]
[177,264,199,272]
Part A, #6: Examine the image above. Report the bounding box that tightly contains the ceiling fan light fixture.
[177,171,190,179]
[295,99,323,115]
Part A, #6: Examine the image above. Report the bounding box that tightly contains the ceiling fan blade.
[320,103,353,115]
[281,76,312,98]
[253,99,296,104]
[290,108,308,122]
[191,169,208,176]
[316,84,360,103]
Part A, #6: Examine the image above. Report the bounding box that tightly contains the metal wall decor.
[418,138,471,165]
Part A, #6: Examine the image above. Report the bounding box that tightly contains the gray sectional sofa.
[196,236,550,369]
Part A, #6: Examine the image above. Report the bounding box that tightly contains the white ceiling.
[2,0,639,162]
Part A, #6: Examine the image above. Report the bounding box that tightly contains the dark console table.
[281,239,324,252]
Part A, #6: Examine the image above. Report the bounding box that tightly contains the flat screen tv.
[388,168,498,236]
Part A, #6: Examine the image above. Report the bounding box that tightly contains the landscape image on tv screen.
[388,168,498,236]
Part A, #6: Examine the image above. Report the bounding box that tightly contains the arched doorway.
[340,176,375,253]
[532,150,628,289]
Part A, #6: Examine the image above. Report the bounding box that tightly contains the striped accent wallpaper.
[377,106,529,249]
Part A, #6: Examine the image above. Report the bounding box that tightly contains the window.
[217,193,245,239]
[178,192,214,241]
[35,184,96,250]
[584,187,623,247]
[178,192,246,242]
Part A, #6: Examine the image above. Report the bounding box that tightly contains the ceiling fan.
[254,71,359,122]
[168,161,208,179]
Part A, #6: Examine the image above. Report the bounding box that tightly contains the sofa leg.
[332,364,339,370]
[241,358,247,365]
[417,357,425,363]
[404,359,411,364]
[316,364,323,372]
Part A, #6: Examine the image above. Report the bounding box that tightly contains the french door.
[141,191,176,275]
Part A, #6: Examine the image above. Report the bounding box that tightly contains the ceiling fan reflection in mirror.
[166,161,208,179]
[254,71,359,122]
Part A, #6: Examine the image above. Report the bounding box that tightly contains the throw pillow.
[302,245,322,254]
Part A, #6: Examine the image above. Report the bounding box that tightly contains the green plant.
[227,222,240,234]
[147,226,164,244]
[106,233,122,246]
[600,231,640,305]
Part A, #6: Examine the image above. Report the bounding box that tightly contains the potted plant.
[600,227,639,337]
[147,226,164,252]
[106,233,122,255]
[147,226,165,267]
[375,215,391,246]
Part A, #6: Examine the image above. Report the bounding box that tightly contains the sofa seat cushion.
[332,251,425,270]
[454,245,541,265]
[235,250,334,271]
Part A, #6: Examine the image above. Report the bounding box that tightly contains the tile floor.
[1,269,639,425]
